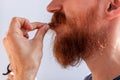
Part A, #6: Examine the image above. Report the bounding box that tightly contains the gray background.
[0,0,90,80]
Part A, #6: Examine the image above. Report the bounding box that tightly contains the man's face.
[48,0,107,68]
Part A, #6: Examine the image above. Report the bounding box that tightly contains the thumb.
[33,25,49,43]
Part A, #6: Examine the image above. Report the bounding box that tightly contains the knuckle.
[25,18,29,22]
[2,37,7,44]
[6,32,12,39]
[11,17,29,25]
[12,17,28,22]
[3,32,13,43]
[2,37,9,48]
[12,17,19,22]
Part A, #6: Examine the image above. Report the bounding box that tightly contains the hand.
[3,17,49,80]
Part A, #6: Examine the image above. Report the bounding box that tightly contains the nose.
[47,1,62,13]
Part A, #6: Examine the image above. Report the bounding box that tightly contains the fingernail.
[29,24,33,30]
[43,25,49,30]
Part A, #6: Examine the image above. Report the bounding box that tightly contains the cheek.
[63,0,97,16]
[54,24,72,38]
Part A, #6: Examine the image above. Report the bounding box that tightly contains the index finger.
[8,17,47,35]
[9,17,32,31]
[31,22,47,30]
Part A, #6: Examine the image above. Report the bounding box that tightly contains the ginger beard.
[49,7,107,68]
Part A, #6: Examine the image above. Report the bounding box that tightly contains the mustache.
[48,12,66,29]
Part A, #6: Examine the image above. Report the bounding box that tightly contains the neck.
[85,20,120,80]
[85,51,120,80]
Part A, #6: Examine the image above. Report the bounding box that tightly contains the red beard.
[48,9,107,68]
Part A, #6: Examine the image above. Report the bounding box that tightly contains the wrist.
[14,66,38,80]
[15,71,36,80]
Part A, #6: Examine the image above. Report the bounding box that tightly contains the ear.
[106,0,120,20]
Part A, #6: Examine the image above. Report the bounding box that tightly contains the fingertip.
[24,20,33,30]
[33,25,49,41]
[42,24,50,31]
[28,24,34,30]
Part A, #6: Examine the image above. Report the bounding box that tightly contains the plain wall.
[0,0,90,80]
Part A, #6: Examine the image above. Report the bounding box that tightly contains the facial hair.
[49,8,107,68]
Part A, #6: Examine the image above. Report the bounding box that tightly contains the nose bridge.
[47,0,62,13]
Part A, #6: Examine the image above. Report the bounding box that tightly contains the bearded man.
[3,0,120,80]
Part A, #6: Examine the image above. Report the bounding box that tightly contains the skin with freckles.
[48,0,120,80]
[48,0,109,68]
[3,18,49,80]
[3,0,120,80]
